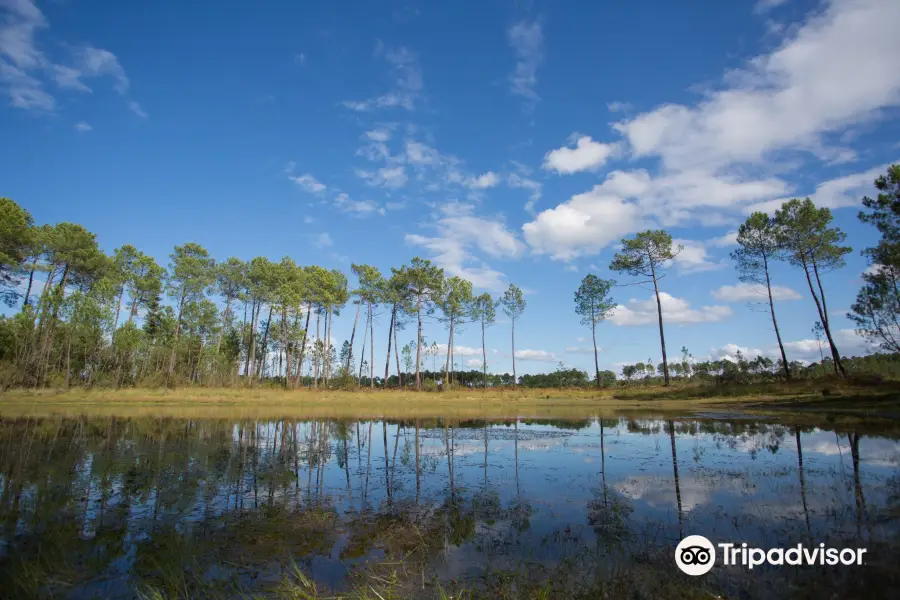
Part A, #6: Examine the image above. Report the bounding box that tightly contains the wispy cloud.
[507,18,543,112]
[342,43,422,112]
[0,0,144,115]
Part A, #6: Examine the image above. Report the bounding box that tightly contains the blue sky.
[1,0,898,376]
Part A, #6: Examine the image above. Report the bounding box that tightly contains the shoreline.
[2,382,898,421]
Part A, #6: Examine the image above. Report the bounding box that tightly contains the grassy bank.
[1,379,898,420]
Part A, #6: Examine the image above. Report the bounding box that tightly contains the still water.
[0,415,898,599]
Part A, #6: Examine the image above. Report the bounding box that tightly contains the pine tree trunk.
[812,260,847,377]
[22,256,38,307]
[383,304,395,386]
[313,307,321,387]
[800,257,847,377]
[216,296,232,356]
[482,316,487,388]
[369,302,374,388]
[257,305,273,379]
[511,316,516,386]
[444,316,453,386]
[393,316,401,387]
[165,294,186,389]
[357,306,369,385]
[649,259,670,385]
[347,301,361,373]
[763,253,791,380]
[282,306,290,388]
[415,294,423,389]
[294,302,312,388]
[325,307,333,385]
[246,298,258,383]
[592,303,600,387]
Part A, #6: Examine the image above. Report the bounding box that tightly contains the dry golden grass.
[1,380,897,420]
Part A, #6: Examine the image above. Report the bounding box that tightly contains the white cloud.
[406,202,523,292]
[507,19,543,111]
[515,349,557,362]
[543,135,617,174]
[1,2,142,114]
[520,0,900,256]
[609,292,732,326]
[708,230,739,247]
[74,121,91,132]
[783,328,876,360]
[710,343,765,362]
[435,344,483,357]
[333,193,378,215]
[507,172,542,212]
[294,52,307,66]
[355,165,407,189]
[712,282,802,302]
[522,184,647,260]
[614,0,900,172]
[673,239,726,274]
[466,171,500,189]
[289,173,327,193]
[364,127,392,142]
[745,163,892,214]
[466,358,483,368]
[311,232,333,249]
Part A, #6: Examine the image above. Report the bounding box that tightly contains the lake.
[0,412,898,598]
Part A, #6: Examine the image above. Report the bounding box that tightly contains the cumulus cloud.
[614,0,900,171]
[466,171,500,189]
[708,231,738,248]
[783,329,876,360]
[609,292,732,326]
[709,343,765,362]
[522,183,648,260]
[434,344,483,357]
[673,239,726,274]
[406,202,523,291]
[745,163,894,214]
[712,282,802,302]
[523,0,900,258]
[543,135,618,174]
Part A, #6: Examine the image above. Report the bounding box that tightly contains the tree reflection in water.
[0,415,898,599]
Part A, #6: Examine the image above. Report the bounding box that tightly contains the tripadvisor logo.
[675,535,868,575]
[675,535,716,576]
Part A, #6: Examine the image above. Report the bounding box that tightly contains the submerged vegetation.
[0,166,898,393]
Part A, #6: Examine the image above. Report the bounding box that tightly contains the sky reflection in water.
[0,415,897,598]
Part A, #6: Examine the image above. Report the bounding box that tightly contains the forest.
[0,165,897,392]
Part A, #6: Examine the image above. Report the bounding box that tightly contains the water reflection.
[0,415,898,598]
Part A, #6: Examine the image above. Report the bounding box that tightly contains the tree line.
[0,165,896,390]
[0,206,533,390]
